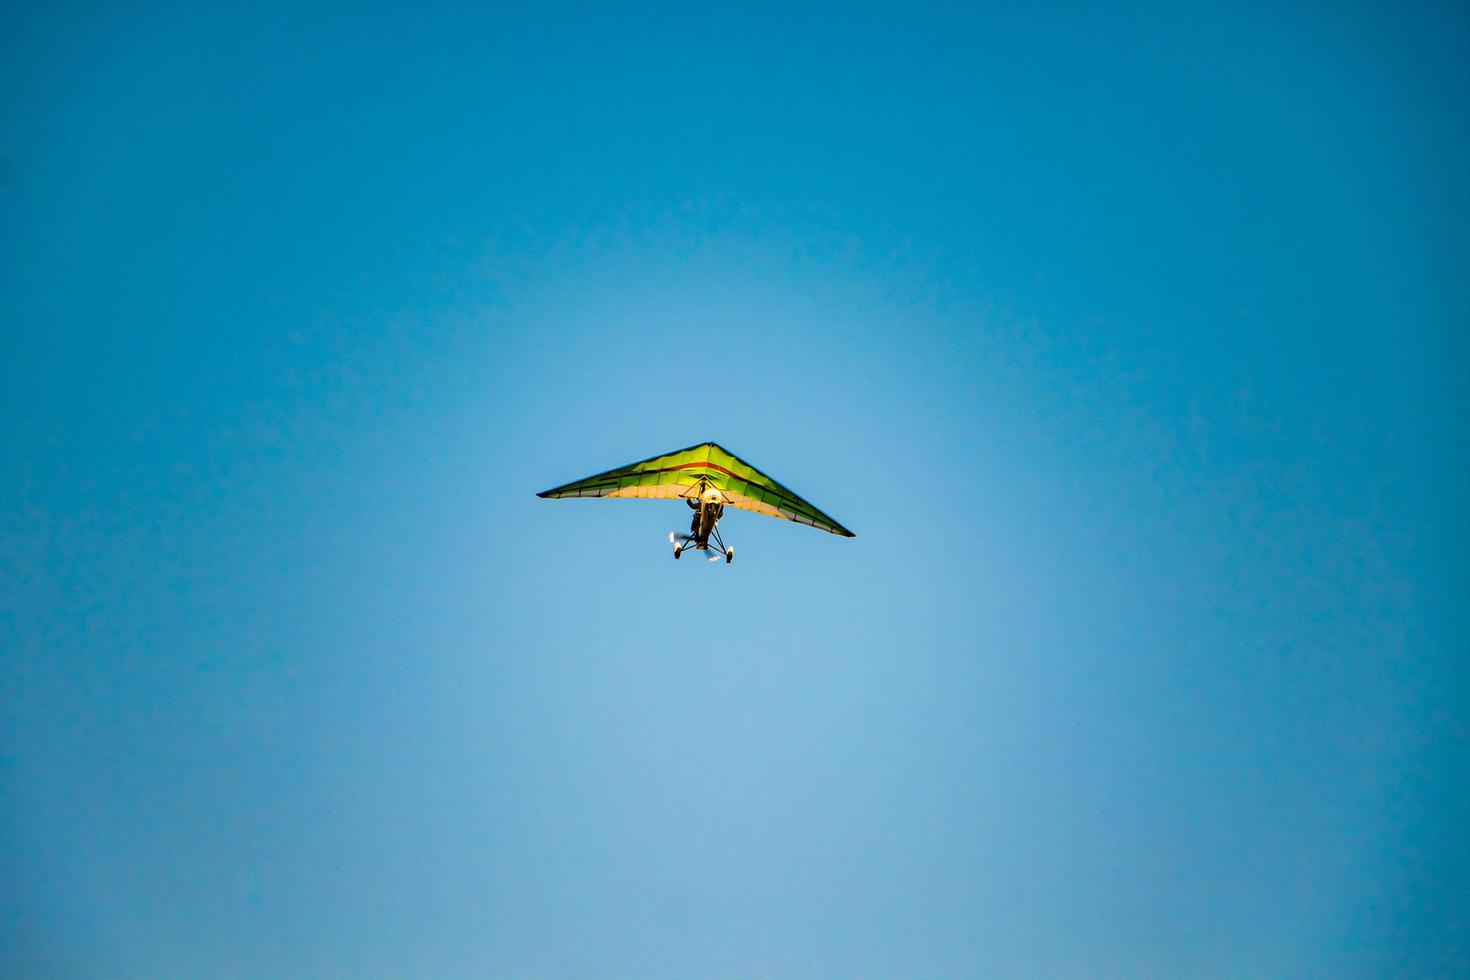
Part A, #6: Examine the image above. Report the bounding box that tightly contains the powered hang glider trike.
[536,442,855,563]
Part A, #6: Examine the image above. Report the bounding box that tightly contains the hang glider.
[536,442,855,562]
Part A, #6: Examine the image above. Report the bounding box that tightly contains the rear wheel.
[725,547,734,564]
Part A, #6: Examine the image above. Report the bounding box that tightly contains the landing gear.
[667,530,732,563]
[710,526,734,565]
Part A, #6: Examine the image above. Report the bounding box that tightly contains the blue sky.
[2,2,1466,976]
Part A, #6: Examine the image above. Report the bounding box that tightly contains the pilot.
[687,487,725,537]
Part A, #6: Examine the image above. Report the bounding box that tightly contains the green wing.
[537,442,855,537]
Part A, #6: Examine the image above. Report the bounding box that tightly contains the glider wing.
[536,441,855,537]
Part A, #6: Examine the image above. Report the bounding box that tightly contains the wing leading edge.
[536,441,855,537]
